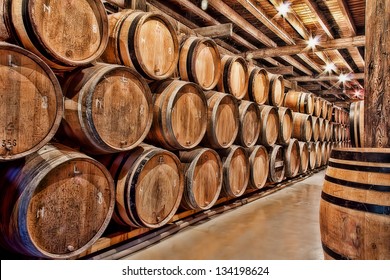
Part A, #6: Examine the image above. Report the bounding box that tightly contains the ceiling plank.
[264,66,294,75]
[193,23,233,38]
[288,73,365,82]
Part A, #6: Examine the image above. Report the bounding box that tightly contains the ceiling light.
[324,62,336,73]
[307,35,320,49]
[201,0,208,10]
[277,2,290,17]
[338,73,350,83]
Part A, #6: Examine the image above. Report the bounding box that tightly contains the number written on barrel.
[2,139,17,147]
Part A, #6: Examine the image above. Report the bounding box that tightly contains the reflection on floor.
[122,171,326,260]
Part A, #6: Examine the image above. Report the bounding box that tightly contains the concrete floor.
[122,171,326,260]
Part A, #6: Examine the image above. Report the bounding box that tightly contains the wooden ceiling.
[108,0,367,106]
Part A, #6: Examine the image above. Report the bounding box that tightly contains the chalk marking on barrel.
[97,192,103,204]
[36,207,45,219]
[41,96,48,109]
[43,4,51,14]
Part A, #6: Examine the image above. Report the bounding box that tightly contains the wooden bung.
[9,0,109,71]
[0,42,63,162]
[0,143,115,259]
[60,63,153,155]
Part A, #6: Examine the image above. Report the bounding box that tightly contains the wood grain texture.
[147,80,207,150]
[179,148,223,210]
[0,42,63,161]
[10,0,108,70]
[246,145,269,190]
[178,36,221,90]
[349,100,364,147]
[320,148,390,259]
[235,100,261,148]
[60,63,153,154]
[0,143,115,259]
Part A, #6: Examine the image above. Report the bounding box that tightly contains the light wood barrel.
[101,9,179,80]
[298,141,309,174]
[218,55,248,100]
[267,73,284,107]
[102,144,184,228]
[320,98,328,119]
[0,143,115,259]
[284,138,300,178]
[307,142,316,170]
[326,102,333,121]
[349,100,364,148]
[0,42,63,162]
[277,107,293,145]
[246,145,269,189]
[9,0,108,71]
[325,120,333,141]
[313,96,322,117]
[321,141,329,166]
[257,105,280,147]
[318,118,326,142]
[311,116,320,142]
[320,148,390,259]
[247,66,270,105]
[283,90,314,115]
[219,145,250,198]
[147,80,207,150]
[292,112,313,142]
[202,91,239,149]
[235,101,261,148]
[60,63,153,154]
[179,148,223,210]
[268,144,285,183]
[315,141,322,168]
[0,0,11,41]
[178,36,221,90]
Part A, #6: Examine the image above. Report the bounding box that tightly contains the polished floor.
[122,171,326,260]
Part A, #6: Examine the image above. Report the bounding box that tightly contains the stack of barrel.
[0,1,336,260]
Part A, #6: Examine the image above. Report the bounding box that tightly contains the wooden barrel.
[320,98,328,119]
[257,105,280,147]
[267,73,284,107]
[60,63,153,154]
[283,90,314,115]
[326,102,333,121]
[247,66,269,105]
[349,100,364,148]
[9,0,108,71]
[246,145,269,189]
[311,116,320,142]
[217,55,248,100]
[0,0,11,41]
[235,101,261,148]
[179,148,223,210]
[219,145,250,198]
[202,91,239,149]
[0,143,115,259]
[321,141,329,166]
[268,144,285,183]
[277,107,293,145]
[284,138,300,178]
[308,142,316,170]
[298,141,309,174]
[146,80,207,150]
[318,118,326,142]
[178,36,221,90]
[0,42,63,162]
[101,9,179,80]
[292,112,313,142]
[325,120,333,141]
[320,148,390,259]
[315,141,322,168]
[313,96,322,117]
[102,144,184,228]
[332,123,341,142]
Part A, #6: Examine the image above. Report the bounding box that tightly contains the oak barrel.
[320,98,328,119]
[102,144,184,228]
[284,138,300,178]
[217,55,248,100]
[283,90,314,115]
[247,66,270,105]
[307,142,316,170]
[9,0,109,71]
[291,112,313,142]
[0,143,115,259]
[311,116,320,142]
[257,105,280,147]
[268,144,285,183]
[219,145,250,198]
[267,73,284,107]
[277,107,293,145]
[178,36,221,90]
[325,120,333,142]
[318,118,326,142]
[314,141,322,168]
[101,9,179,80]
[313,96,322,117]
[202,91,239,149]
[349,100,364,148]
[298,141,309,174]
[235,100,261,148]
[0,0,11,41]
[147,80,207,150]
[320,148,390,259]
[246,145,269,190]
[179,148,223,210]
[326,102,333,121]
[60,63,153,154]
[0,42,63,162]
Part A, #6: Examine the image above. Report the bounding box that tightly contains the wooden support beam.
[103,0,131,9]
[364,0,390,147]
[336,0,357,36]
[193,24,233,38]
[244,36,365,58]
[264,66,294,75]
[301,84,322,91]
[288,73,365,82]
